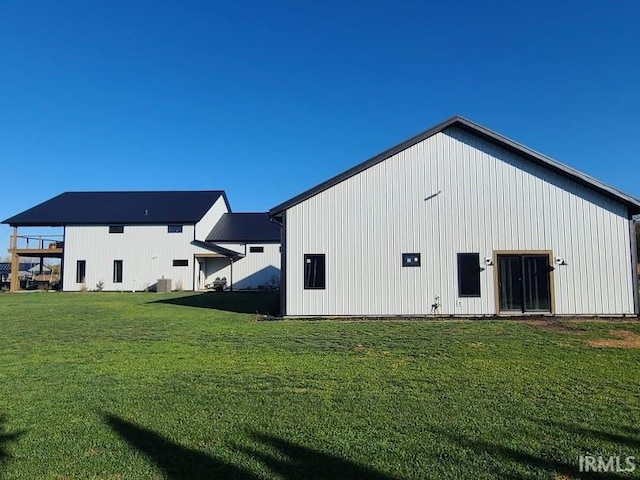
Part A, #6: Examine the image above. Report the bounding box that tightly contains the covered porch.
[192,240,243,291]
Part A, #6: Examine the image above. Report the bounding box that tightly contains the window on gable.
[109,225,124,234]
[304,254,325,289]
[168,225,183,233]
[113,260,123,283]
[458,253,481,297]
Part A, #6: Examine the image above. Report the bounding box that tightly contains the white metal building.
[270,117,640,317]
[3,191,280,292]
[198,213,281,291]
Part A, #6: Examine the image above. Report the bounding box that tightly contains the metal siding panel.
[280,212,286,316]
[202,258,231,286]
[63,224,197,291]
[284,128,634,316]
[630,216,639,315]
[618,212,635,314]
[573,187,586,313]
[610,206,623,312]
[228,244,280,289]
[195,196,229,241]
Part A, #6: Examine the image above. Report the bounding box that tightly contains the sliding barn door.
[498,254,551,313]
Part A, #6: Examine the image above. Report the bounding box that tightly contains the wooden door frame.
[493,250,555,315]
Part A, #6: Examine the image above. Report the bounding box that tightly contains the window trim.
[304,254,326,290]
[457,252,481,297]
[113,260,123,283]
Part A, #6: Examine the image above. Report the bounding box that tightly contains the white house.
[269,116,640,317]
[3,191,280,292]
[199,213,280,290]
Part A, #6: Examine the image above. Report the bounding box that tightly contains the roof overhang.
[191,240,244,259]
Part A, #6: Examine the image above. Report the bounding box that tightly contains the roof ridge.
[60,190,225,194]
[269,116,640,215]
[2,191,228,226]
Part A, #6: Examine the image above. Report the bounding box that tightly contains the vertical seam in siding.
[630,215,639,315]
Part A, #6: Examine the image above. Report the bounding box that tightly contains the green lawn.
[0,292,639,479]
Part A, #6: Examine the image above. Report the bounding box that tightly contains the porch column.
[10,227,19,292]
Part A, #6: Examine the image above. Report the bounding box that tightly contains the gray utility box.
[157,278,172,293]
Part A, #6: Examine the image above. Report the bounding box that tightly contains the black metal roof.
[0,262,42,273]
[269,116,640,216]
[206,213,280,243]
[2,191,230,226]
[191,240,244,258]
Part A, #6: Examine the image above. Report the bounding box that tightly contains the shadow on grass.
[149,291,280,316]
[536,418,640,451]
[104,414,396,479]
[104,414,256,479]
[238,431,397,480]
[427,425,631,479]
[0,414,25,472]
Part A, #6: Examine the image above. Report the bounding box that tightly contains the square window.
[402,253,421,267]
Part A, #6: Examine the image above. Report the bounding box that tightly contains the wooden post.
[10,226,17,250]
[10,227,20,292]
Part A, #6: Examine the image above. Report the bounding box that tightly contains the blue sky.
[1,0,639,249]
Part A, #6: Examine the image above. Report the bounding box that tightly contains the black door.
[498,254,551,313]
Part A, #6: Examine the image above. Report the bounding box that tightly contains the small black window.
[304,254,325,289]
[458,253,481,297]
[168,225,183,233]
[76,260,86,283]
[249,246,264,253]
[113,260,123,283]
[109,225,124,234]
[402,253,421,267]
[173,259,189,267]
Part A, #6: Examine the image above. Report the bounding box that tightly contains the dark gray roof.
[2,191,229,226]
[269,116,640,216]
[191,240,244,258]
[206,213,280,243]
[0,262,41,273]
